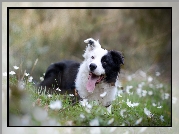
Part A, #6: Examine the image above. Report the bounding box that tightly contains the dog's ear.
[83,38,102,59]
[110,50,124,66]
[84,38,101,51]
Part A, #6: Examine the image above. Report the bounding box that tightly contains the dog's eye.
[91,56,94,59]
[103,61,107,65]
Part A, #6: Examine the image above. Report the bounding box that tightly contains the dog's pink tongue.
[86,74,99,92]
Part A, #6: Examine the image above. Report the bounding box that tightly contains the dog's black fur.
[39,60,80,95]
[101,50,124,83]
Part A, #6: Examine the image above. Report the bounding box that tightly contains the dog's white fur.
[75,38,118,107]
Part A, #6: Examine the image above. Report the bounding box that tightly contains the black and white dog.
[39,60,80,95]
[76,38,124,107]
[39,38,124,107]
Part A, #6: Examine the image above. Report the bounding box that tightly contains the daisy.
[9,71,16,75]
[40,77,44,81]
[13,66,19,70]
[47,94,52,98]
[80,99,88,107]
[28,76,33,82]
[156,72,160,76]
[148,76,153,82]
[135,118,143,125]
[144,108,153,118]
[49,100,62,110]
[25,73,30,76]
[56,87,61,91]
[69,94,74,97]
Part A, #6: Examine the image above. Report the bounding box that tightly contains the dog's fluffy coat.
[75,38,124,107]
[39,38,124,107]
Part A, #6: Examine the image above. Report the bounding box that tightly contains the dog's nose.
[89,63,97,71]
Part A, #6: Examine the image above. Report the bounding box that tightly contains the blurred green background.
[9,9,171,83]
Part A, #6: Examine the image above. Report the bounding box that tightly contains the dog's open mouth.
[86,73,104,92]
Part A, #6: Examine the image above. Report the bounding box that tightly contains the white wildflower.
[126,85,133,94]
[47,94,52,98]
[28,76,33,82]
[133,102,139,107]
[135,117,143,125]
[126,99,139,107]
[107,118,114,125]
[144,108,153,118]
[43,73,45,76]
[25,73,30,76]
[172,97,177,104]
[157,106,162,108]
[18,81,25,90]
[156,72,160,76]
[49,100,62,110]
[56,87,61,91]
[136,87,142,97]
[40,77,44,81]
[9,71,16,75]
[3,72,7,76]
[80,99,88,107]
[148,91,153,95]
[162,93,170,100]
[148,76,153,82]
[142,90,147,97]
[152,103,157,107]
[160,115,164,122]
[13,66,19,70]
[69,94,74,97]
[100,92,107,97]
[80,114,85,119]
[89,118,99,126]
[126,99,132,107]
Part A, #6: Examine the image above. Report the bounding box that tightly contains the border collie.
[75,38,124,107]
[39,60,80,95]
[39,38,124,108]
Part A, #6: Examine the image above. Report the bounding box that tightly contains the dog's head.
[83,38,124,92]
[83,38,108,76]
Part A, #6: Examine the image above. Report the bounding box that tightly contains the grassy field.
[8,66,171,126]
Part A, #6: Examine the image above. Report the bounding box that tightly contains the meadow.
[8,65,171,126]
[7,8,172,130]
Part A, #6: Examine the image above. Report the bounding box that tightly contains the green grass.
[9,70,171,126]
